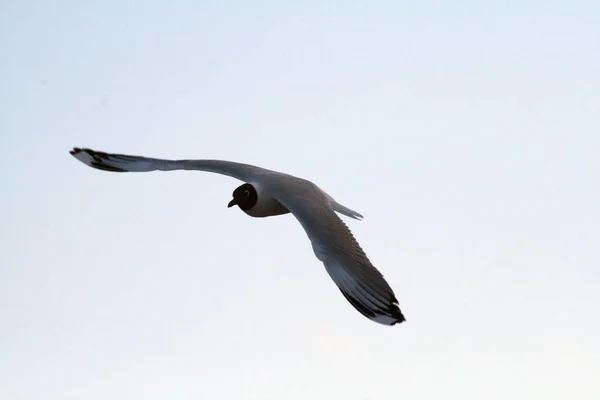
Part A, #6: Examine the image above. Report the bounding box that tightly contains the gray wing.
[69,147,270,182]
[273,182,405,326]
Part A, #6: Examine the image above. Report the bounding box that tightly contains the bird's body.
[70,147,406,326]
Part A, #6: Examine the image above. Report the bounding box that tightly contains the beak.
[227,198,237,208]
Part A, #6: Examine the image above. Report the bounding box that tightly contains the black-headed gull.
[70,147,406,326]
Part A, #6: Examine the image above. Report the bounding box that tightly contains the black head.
[227,183,258,211]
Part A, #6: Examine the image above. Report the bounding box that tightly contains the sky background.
[1,1,599,399]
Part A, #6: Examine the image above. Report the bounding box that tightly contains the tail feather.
[330,199,364,221]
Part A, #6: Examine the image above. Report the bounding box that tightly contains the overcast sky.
[1,1,599,399]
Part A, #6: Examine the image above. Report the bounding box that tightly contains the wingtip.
[69,147,129,172]
[383,309,406,326]
[70,147,90,161]
[371,312,406,326]
[377,298,406,326]
[393,314,406,325]
[70,147,92,169]
[390,300,406,325]
[70,147,88,156]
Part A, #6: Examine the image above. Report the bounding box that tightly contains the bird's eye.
[244,189,250,196]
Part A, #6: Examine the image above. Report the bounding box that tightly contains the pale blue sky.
[1,1,599,399]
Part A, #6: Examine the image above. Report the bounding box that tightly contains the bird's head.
[227,183,258,211]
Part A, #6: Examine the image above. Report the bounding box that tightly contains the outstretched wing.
[274,181,405,326]
[70,147,270,182]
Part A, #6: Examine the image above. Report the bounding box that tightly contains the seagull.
[70,147,406,326]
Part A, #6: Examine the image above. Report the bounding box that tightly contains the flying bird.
[70,147,406,326]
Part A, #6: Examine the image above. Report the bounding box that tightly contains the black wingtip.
[70,147,84,156]
[391,302,407,325]
[339,289,406,326]
[69,147,128,172]
[392,312,406,325]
